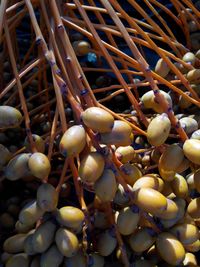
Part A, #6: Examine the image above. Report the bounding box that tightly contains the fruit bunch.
[1,1,200,267]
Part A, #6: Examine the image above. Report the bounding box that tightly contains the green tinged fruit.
[36,183,58,211]
[28,152,51,179]
[59,125,86,157]
[81,107,114,133]
[6,253,29,267]
[94,169,117,202]
[0,106,22,129]
[134,188,167,215]
[147,114,171,146]
[56,206,84,232]
[19,200,44,226]
[129,228,156,252]
[97,229,117,256]
[156,232,185,265]
[116,206,140,235]
[100,120,133,146]
[55,228,79,257]
[3,233,27,254]
[183,139,200,165]
[5,153,31,181]
[79,152,105,184]
[32,221,56,253]
[40,245,63,267]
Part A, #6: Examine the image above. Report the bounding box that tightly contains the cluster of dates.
[0,97,200,267]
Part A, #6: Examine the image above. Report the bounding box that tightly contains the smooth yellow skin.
[186,173,195,190]
[129,228,156,252]
[94,169,117,202]
[156,198,178,220]
[116,207,140,235]
[0,106,22,129]
[122,163,142,186]
[182,52,196,65]
[79,152,105,184]
[133,176,164,192]
[160,198,186,228]
[159,166,176,182]
[156,232,185,265]
[5,153,31,181]
[170,223,199,245]
[36,183,58,212]
[193,169,200,192]
[155,58,170,77]
[28,152,51,179]
[73,40,91,56]
[159,144,184,172]
[32,221,56,253]
[97,230,117,256]
[56,206,84,231]
[115,146,135,163]
[55,228,79,257]
[100,120,133,146]
[187,69,200,83]
[3,234,27,254]
[59,125,86,157]
[40,245,63,267]
[183,252,197,266]
[187,197,200,218]
[141,90,172,113]
[147,114,171,146]
[184,239,200,252]
[183,139,200,165]
[171,173,188,198]
[134,188,167,215]
[19,200,44,226]
[81,107,114,133]
[6,254,29,267]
